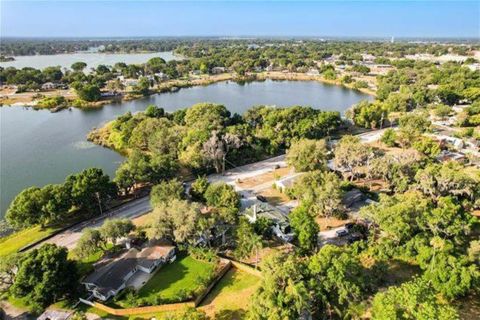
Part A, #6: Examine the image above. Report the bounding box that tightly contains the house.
[436,150,467,163]
[243,203,294,242]
[82,244,176,301]
[41,82,57,91]
[136,245,176,273]
[154,72,169,81]
[306,68,320,76]
[211,67,226,74]
[123,78,139,87]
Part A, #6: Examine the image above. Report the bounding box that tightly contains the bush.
[188,247,219,263]
[381,128,397,147]
[36,96,66,109]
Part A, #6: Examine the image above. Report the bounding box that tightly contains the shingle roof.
[82,248,139,294]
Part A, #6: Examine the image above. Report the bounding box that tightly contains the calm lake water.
[0,51,178,70]
[0,80,371,217]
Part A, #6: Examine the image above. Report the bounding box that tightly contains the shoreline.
[0,71,375,110]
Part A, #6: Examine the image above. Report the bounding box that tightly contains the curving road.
[40,196,152,250]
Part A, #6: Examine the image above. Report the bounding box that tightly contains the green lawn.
[139,253,214,300]
[0,225,59,257]
[199,268,260,318]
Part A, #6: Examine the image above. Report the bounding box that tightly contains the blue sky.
[1,1,479,38]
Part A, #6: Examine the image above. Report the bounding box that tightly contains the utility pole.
[95,192,103,216]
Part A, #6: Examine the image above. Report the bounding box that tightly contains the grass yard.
[199,268,260,319]
[257,188,291,206]
[236,167,292,189]
[0,225,59,257]
[136,253,215,302]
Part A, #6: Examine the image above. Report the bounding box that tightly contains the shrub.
[381,128,397,147]
[188,247,219,263]
[36,95,66,109]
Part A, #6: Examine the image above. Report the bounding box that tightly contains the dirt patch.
[257,188,291,206]
[316,216,349,231]
[237,167,292,188]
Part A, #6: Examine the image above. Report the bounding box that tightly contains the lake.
[0,51,178,70]
[0,80,372,217]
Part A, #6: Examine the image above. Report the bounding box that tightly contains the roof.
[82,248,139,294]
[342,189,366,208]
[137,245,175,269]
[38,310,72,320]
[244,203,288,224]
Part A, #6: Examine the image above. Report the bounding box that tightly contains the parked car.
[256,195,268,202]
[336,229,349,237]
[345,222,355,230]
[347,233,363,244]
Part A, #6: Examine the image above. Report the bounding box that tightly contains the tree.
[286,139,328,172]
[6,184,71,229]
[135,76,151,96]
[346,100,387,129]
[397,112,431,147]
[190,175,210,202]
[202,131,242,173]
[308,245,367,317]
[204,182,240,223]
[146,199,201,244]
[235,218,263,268]
[412,136,441,158]
[73,228,105,259]
[184,103,230,132]
[65,168,117,215]
[71,61,87,72]
[289,204,319,253]
[144,104,165,118]
[288,171,344,218]
[73,82,101,102]
[6,186,48,229]
[360,191,431,246]
[334,135,373,181]
[150,179,184,207]
[10,244,78,308]
[371,278,458,320]
[248,253,311,320]
[99,219,135,244]
[415,162,479,202]
[380,128,397,147]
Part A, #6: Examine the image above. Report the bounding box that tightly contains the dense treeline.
[5,168,117,229]
[347,61,480,131]
[0,38,185,56]
[2,38,477,57]
[88,103,341,194]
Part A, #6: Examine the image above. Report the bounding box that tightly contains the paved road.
[41,196,151,250]
[40,155,289,250]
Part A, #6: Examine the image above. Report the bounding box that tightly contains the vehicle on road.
[336,229,349,237]
[256,195,268,202]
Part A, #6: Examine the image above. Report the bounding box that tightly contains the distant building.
[306,68,320,76]
[41,82,57,91]
[82,244,176,301]
[211,66,227,74]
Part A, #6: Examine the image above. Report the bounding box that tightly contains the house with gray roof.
[82,244,175,301]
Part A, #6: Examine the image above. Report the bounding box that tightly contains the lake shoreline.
[0,71,375,110]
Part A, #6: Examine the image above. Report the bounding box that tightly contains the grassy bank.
[0,225,59,257]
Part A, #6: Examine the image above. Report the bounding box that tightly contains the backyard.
[199,268,260,319]
[112,253,215,307]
